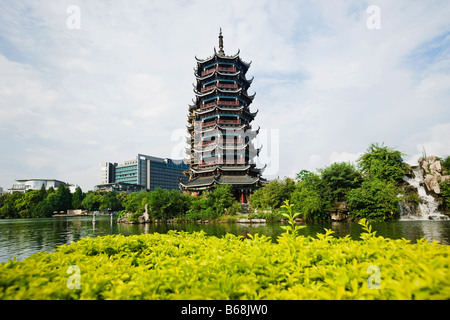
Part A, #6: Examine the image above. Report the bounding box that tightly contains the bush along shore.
[1,215,449,300]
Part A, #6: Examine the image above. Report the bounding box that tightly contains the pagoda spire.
[218,28,224,56]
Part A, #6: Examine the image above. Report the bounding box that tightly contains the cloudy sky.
[0,0,449,191]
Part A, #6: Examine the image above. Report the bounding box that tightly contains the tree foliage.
[357,142,409,184]
[249,178,295,210]
[441,156,450,175]
[346,178,402,221]
[186,184,240,221]
[321,162,362,202]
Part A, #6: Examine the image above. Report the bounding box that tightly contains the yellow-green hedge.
[1,221,449,300]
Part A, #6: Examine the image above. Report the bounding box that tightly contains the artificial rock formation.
[419,156,450,195]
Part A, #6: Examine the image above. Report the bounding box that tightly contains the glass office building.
[99,154,188,192]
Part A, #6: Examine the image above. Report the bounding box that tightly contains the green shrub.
[185,207,218,221]
[440,180,450,209]
[441,156,450,175]
[357,142,409,184]
[1,220,449,300]
[320,162,363,202]
[346,178,402,221]
[290,184,326,220]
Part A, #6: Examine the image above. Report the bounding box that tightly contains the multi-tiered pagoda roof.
[180,29,265,203]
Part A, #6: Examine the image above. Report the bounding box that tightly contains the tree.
[321,162,362,203]
[81,191,101,211]
[14,190,41,218]
[99,191,120,211]
[249,178,295,210]
[56,184,72,211]
[290,183,324,219]
[357,142,409,184]
[440,180,450,210]
[46,193,61,213]
[441,156,450,175]
[206,184,236,215]
[38,184,47,201]
[346,178,402,221]
[72,187,84,209]
[31,199,53,218]
[117,191,128,209]
[0,192,22,218]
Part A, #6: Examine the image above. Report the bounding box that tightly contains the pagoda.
[180,29,265,203]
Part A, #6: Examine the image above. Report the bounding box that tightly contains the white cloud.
[405,123,450,165]
[329,152,363,165]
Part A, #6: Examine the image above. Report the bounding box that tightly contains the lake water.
[1,215,450,263]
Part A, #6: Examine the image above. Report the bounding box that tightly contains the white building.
[8,179,68,193]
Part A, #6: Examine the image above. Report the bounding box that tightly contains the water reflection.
[0,216,449,263]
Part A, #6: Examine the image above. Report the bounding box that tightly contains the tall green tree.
[56,184,72,211]
[72,186,84,209]
[441,156,450,174]
[346,178,402,221]
[81,191,101,211]
[0,192,22,218]
[290,183,325,219]
[357,142,409,184]
[321,162,362,202]
[249,178,295,210]
[206,184,236,215]
[38,184,47,201]
[14,190,41,218]
[100,191,121,211]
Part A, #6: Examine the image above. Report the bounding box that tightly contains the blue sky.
[0,0,450,191]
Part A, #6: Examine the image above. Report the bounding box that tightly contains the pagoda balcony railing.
[218,83,238,89]
[201,83,238,93]
[201,139,244,146]
[201,100,240,109]
[202,121,217,129]
[201,102,216,110]
[196,139,244,148]
[201,66,237,77]
[201,119,241,128]
[217,100,239,106]
[201,68,216,77]
[217,66,236,73]
[198,159,245,168]
[217,118,241,125]
[201,85,216,93]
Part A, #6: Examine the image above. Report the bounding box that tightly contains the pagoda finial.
[218,27,224,56]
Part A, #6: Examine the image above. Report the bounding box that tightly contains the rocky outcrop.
[419,156,450,195]
[326,201,349,221]
[117,204,151,224]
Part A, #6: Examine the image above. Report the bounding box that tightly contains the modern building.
[180,30,265,203]
[8,179,68,193]
[99,154,189,192]
[100,162,116,185]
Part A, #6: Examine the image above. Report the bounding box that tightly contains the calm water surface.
[1,216,450,263]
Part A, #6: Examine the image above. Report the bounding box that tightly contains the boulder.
[424,174,441,194]
[329,201,349,221]
[430,161,442,175]
[330,212,348,221]
[422,160,430,174]
[117,212,136,224]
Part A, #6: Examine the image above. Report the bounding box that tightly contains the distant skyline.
[1,0,449,191]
